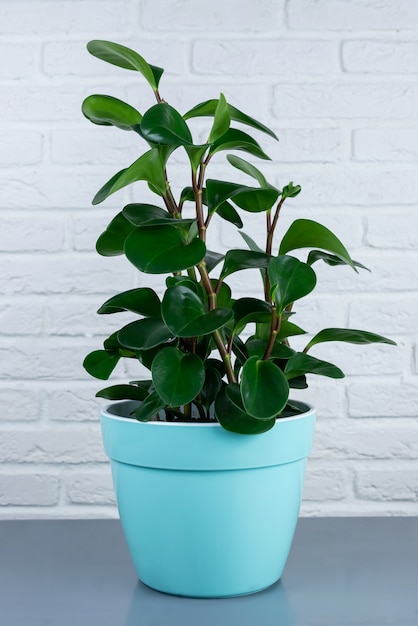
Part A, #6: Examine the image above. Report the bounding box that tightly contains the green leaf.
[288,375,308,390]
[82,94,142,130]
[209,93,230,143]
[96,212,137,256]
[246,338,294,360]
[162,285,233,337]
[123,203,167,224]
[140,103,193,146]
[135,391,166,422]
[125,225,206,273]
[240,356,289,419]
[83,350,120,380]
[215,384,276,435]
[276,319,307,341]
[92,149,166,204]
[268,256,317,314]
[279,219,356,271]
[97,287,161,316]
[304,328,397,353]
[118,318,174,351]
[166,275,204,298]
[206,179,246,213]
[239,230,264,253]
[184,99,278,140]
[152,347,205,406]
[281,182,301,199]
[232,298,272,334]
[220,249,271,280]
[87,40,163,89]
[227,154,268,187]
[123,203,195,228]
[138,341,179,371]
[285,352,344,380]
[184,144,210,172]
[206,178,278,215]
[96,383,151,401]
[201,366,222,410]
[307,250,370,271]
[210,128,271,160]
[216,201,243,228]
[205,250,224,273]
[213,281,232,308]
[232,187,279,213]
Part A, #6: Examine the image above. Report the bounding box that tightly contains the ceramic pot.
[101,400,316,598]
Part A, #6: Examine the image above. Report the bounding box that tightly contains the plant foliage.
[82,41,396,435]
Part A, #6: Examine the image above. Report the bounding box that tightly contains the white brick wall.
[0,0,417,519]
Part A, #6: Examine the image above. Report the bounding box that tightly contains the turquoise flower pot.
[101,400,316,598]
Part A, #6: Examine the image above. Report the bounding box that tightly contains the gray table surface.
[0,517,417,626]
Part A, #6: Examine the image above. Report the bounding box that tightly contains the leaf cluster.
[82,41,395,435]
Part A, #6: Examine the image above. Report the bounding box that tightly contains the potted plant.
[82,40,395,598]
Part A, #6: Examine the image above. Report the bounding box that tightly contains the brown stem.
[264,197,286,302]
[197,262,236,384]
[263,308,281,361]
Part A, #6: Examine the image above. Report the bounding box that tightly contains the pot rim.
[101,399,314,426]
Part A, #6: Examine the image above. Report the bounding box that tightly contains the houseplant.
[82,40,395,597]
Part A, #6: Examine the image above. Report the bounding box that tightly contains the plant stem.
[264,197,286,302]
[263,306,281,361]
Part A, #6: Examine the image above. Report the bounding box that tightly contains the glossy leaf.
[138,340,178,371]
[232,186,279,213]
[206,179,246,213]
[246,338,294,360]
[281,182,301,199]
[123,203,167,224]
[140,103,193,146]
[166,275,204,298]
[304,328,397,352]
[97,287,161,317]
[201,366,222,409]
[213,281,232,308]
[239,230,264,253]
[135,391,166,422]
[227,154,268,187]
[276,319,307,341]
[279,219,356,271]
[208,93,230,143]
[162,285,233,337]
[307,250,370,272]
[83,350,120,380]
[285,352,344,380]
[96,212,137,256]
[152,347,205,406]
[123,203,194,228]
[215,384,276,435]
[220,249,271,280]
[184,99,278,140]
[210,128,271,160]
[240,356,289,419]
[92,149,166,204]
[268,256,317,314]
[125,225,206,273]
[96,383,151,401]
[205,250,224,273]
[184,143,210,172]
[232,298,272,334]
[82,94,142,130]
[87,40,163,89]
[118,318,174,351]
[217,201,243,228]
